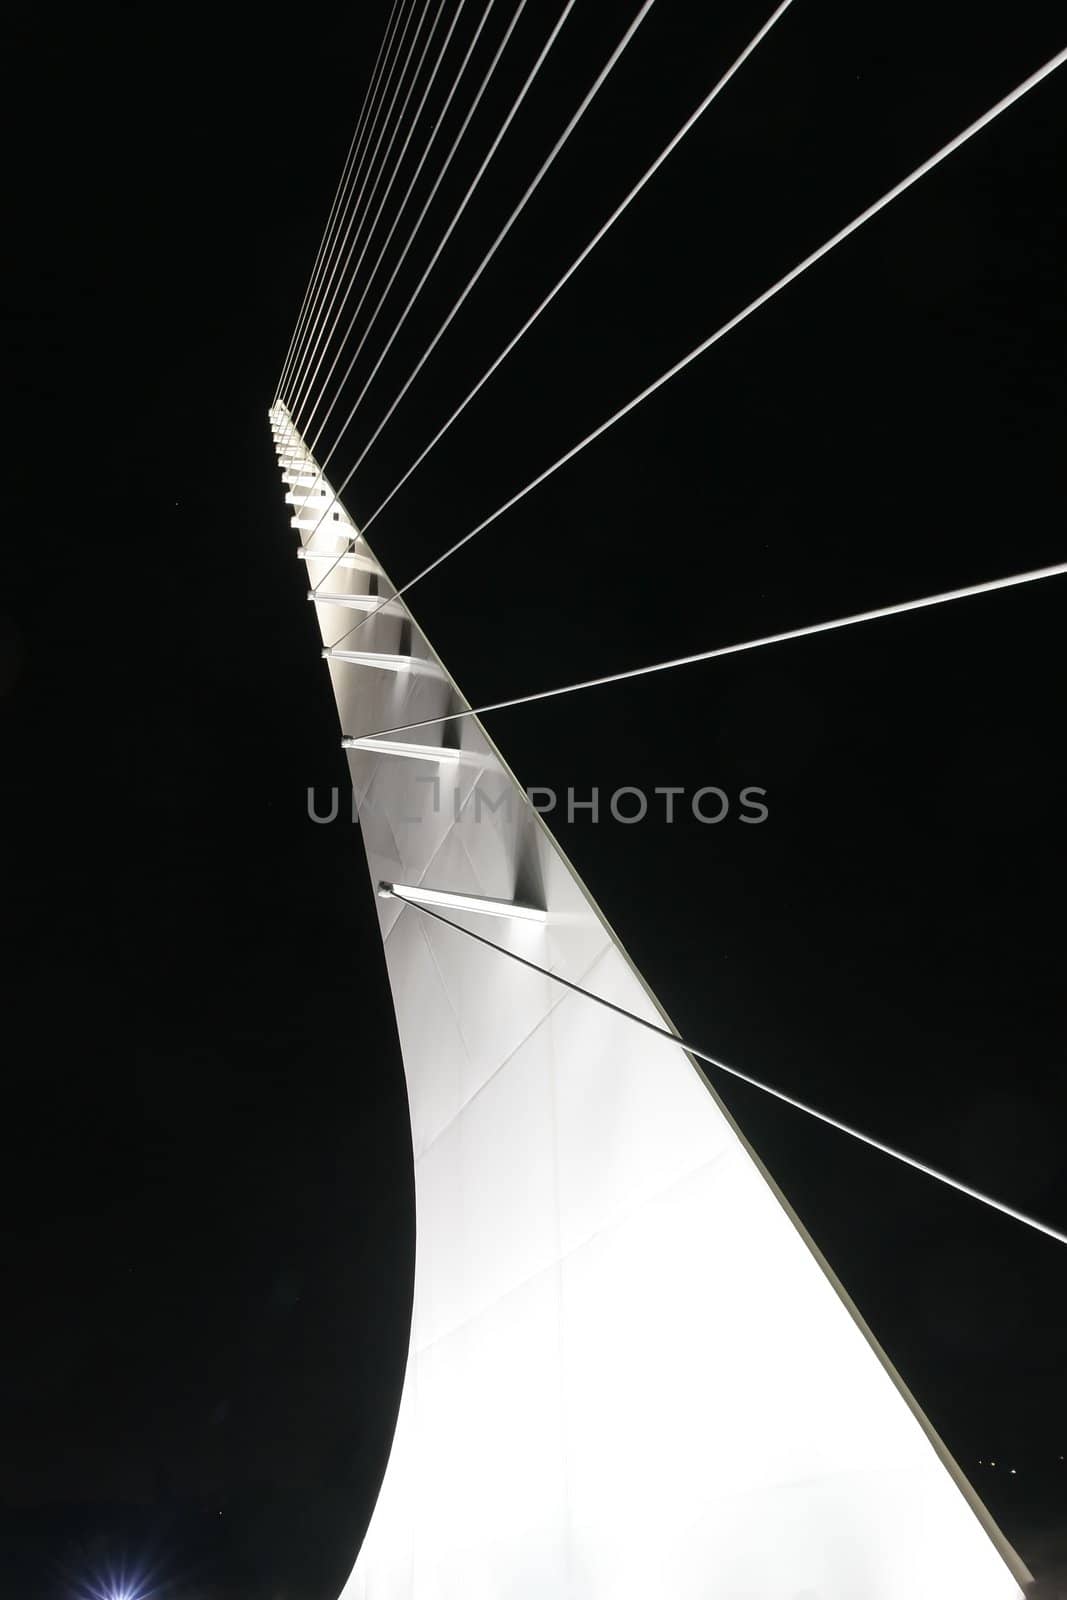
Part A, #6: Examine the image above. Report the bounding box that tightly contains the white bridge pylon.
[270,404,1029,1599]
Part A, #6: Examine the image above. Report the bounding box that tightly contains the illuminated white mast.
[269,404,1029,1600]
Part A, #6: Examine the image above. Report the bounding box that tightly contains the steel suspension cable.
[314,42,1067,622]
[344,563,1067,741]
[275,124,367,409]
[302,0,576,468]
[289,0,447,428]
[281,0,414,405]
[300,0,505,444]
[274,0,405,404]
[391,894,1067,1251]
[293,0,470,434]
[351,0,797,545]
[307,0,658,492]
[286,0,429,411]
[294,0,527,470]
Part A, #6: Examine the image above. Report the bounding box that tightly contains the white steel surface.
[270,405,1028,1599]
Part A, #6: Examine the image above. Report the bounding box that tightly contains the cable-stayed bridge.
[269,5,1066,1593]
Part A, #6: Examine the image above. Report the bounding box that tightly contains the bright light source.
[79,1571,149,1600]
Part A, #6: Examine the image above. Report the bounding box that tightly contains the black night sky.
[4,2,1066,1596]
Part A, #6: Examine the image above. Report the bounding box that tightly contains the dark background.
[3,1,1065,1595]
